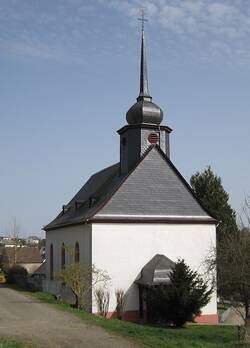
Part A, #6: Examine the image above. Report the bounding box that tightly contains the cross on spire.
[138,8,148,32]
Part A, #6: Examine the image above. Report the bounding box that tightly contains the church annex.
[44,24,218,324]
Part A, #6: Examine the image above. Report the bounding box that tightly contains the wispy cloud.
[100,0,250,65]
[102,0,249,38]
[0,37,84,65]
[0,1,96,64]
[1,1,250,66]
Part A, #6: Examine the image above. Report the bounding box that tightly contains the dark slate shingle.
[44,146,215,230]
[96,147,211,218]
[44,163,122,230]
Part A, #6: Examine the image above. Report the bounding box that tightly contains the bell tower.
[118,11,172,175]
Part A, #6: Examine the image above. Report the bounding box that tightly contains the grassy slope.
[0,338,34,348]
[19,290,249,348]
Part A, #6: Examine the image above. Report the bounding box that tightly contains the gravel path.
[0,286,142,348]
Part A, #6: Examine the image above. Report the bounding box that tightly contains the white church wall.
[44,224,92,294]
[92,222,217,319]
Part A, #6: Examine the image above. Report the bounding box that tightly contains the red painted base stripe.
[194,314,219,324]
[95,311,218,324]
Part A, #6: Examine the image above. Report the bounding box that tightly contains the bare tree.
[57,262,110,310]
[95,288,110,317]
[115,289,126,320]
[8,217,21,264]
[240,196,250,231]
[56,246,110,310]
[8,217,20,239]
[220,231,250,340]
[203,197,250,341]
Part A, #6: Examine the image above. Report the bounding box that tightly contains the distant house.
[0,246,42,274]
[26,236,40,246]
[0,237,20,248]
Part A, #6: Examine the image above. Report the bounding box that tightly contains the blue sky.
[0,0,249,237]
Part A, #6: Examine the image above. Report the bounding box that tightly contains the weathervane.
[138,8,148,32]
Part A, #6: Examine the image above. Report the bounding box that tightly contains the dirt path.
[0,286,142,348]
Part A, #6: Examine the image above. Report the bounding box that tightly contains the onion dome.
[126,30,163,125]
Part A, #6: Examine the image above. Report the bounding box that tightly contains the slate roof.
[33,261,46,275]
[135,254,175,286]
[0,247,43,265]
[44,145,216,231]
[44,163,122,230]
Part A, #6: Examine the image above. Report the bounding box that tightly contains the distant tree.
[190,166,238,245]
[218,231,250,312]
[8,217,20,240]
[38,238,46,249]
[204,197,250,342]
[150,259,212,327]
[8,217,21,264]
[19,239,26,246]
[217,229,250,341]
[6,265,27,287]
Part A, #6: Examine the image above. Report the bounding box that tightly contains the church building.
[44,24,218,324]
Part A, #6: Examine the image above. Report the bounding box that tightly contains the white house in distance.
[44,26,218,324]
[26,236,40,246]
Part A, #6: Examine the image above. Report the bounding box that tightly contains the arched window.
[75,242,80,263]
[50,243,54,280]
[61,243,65,269]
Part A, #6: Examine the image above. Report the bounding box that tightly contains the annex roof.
[44,145,216,231]
[33,261,46,275]
[135,254,175,286]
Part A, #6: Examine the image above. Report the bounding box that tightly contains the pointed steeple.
[119,10,172,175]
[137,29,151,101]
[126,17,163,126]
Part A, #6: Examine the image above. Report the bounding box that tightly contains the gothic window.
[61,243,65,269]
[75,242,80,263]
[50,243,54,280]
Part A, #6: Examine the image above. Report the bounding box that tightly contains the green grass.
[11,287,250,348]
[0,338,34,348]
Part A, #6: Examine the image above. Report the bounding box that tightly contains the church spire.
[120,10,172,174]
[137,11,151,101]
[126,9,163,125]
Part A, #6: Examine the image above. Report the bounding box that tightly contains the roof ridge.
[90,162,119,177]
[153,145,217,221]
